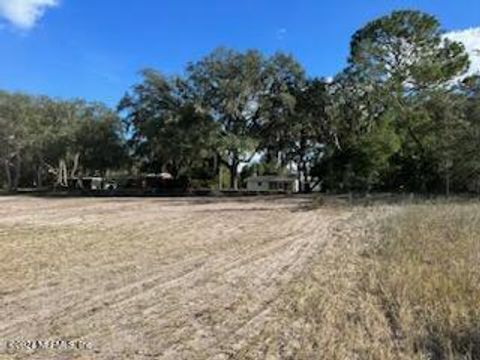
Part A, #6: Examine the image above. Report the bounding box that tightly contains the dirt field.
[0,196,361,359]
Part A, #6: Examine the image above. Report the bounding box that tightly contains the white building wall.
[292,179,300,193]
[247,179,300,193]
[247,179,270,191]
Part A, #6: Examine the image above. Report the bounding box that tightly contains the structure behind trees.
[1,10,480,195]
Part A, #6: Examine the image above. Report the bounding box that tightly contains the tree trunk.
[214,153,222,191]
[3,159,12,191]
[218,166,222,191]
[70,153,80,178]
[229,162,238,190]
[36,165,43,188]
[56,159,68,188]
[445,171,450,198]
[304,163,311,193]
[12,154,21,191]
[62,160,68,187]
[444,158,452,198]
[298,137,307,193]
[297,161,303,193]
[297,158,307,193]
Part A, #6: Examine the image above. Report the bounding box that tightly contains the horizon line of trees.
[2,9,480,194]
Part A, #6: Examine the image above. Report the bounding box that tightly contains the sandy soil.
[0,196,352,359]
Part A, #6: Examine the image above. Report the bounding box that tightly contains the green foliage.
[71,103,127,173]
[257,53,307,157]
[2,9,480,194]
[349,10,469,92]
[0,92,126,190]
[186,48,267,188]
[317,111,401,191]
[240,159,288,187]
[119,69,219,178]
[316,9,472,193]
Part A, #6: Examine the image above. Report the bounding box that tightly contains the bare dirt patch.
[0,196,353,359]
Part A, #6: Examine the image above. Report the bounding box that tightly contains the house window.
[258,182,263,187]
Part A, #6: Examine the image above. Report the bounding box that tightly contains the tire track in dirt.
[15,209,311,337]
[0,200,268,332]
[155,212,345,359]
[114,211,340,359]
[0,196,351,359]
[0,211,222,336]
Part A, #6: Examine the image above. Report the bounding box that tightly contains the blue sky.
[0,0,479,107]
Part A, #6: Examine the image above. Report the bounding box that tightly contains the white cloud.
[0,0,59,30]
[276,28,287,40]
[445,28,480,77]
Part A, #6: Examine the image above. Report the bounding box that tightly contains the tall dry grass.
[370,203,480,359]
[235,202,480,359]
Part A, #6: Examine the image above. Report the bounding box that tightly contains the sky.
[0,0,479,107]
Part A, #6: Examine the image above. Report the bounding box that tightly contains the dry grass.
[0,197,478,359]
[0,196,348,359]
[371,203,480,359]
[235,202,480,359]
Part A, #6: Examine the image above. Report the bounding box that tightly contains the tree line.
[1,10,480,194]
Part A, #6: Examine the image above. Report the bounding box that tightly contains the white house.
[246,175,300,193]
